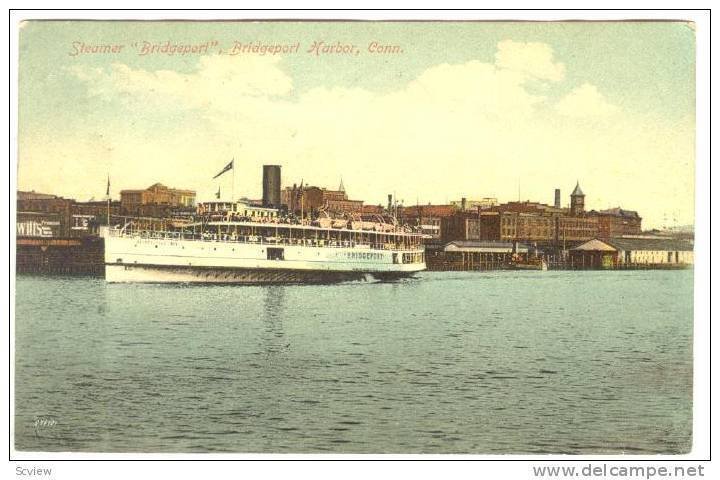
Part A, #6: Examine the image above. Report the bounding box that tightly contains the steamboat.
[104,202,426,284]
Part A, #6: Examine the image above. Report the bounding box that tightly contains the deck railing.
[109,228,424,252]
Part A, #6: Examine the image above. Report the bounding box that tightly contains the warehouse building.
[570,237,694,269]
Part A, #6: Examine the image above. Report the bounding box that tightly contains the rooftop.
[400,205,457,217]
[571,182,584,196]
[607,236,693,251]
[361,204,385,214]
[17,191,63,200]
[593,207,641,219]
[492,201,566,215]
[440,240,530,253]
[120,183,196,194]
[573,237,693,252]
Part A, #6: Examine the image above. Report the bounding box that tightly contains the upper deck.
[113,216,425,251]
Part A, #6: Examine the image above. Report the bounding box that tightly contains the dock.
[16,236,105,276]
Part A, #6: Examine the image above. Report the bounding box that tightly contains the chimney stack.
[262,165,281,208]
[461,197,467,211]
[554,189,561,208]
[387,194,393,212]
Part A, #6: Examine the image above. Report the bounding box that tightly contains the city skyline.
[18,175,656,219]
[18,21,695,229]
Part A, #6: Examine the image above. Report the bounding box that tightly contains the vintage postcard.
[10,11,707,472]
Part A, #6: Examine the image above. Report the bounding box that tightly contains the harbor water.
[14,270,693,454]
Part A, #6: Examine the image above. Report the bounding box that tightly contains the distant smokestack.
[461,197,467,211]
[387,194,393,212]
[554,189,561,208]
[263,165,281,207]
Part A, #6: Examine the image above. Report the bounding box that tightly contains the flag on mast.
[215,186,221,199]
[212,159,234,179]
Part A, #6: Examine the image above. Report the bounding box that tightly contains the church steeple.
[338,177,345,193]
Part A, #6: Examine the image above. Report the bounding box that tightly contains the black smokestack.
[263,165,281,207]
[554,189,561,208]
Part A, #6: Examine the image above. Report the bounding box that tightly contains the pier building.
[570,237,694,269]
[425,241,529,271]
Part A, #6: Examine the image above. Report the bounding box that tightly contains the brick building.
[592,208,642,237]
[361,204,385,215]
[17,192,116,237]
[281,181,363,215]
[17,191,74,237]
[397,204,457,241]
[449,197,498,210]
[440,183,642,249]
[18,184,198,238]
[441,211,482,243]
[120,183,196,211]
[73,200,121,226]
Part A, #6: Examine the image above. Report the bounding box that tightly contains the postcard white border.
[6,6,712,480]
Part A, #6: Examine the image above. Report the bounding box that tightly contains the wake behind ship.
[104,204,426,284]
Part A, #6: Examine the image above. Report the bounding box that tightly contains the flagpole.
[106,175,110,227]
[231,158,235,203]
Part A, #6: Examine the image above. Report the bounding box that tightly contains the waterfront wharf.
[16,236,105,275]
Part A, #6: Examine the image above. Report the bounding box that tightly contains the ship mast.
[106,174,111,227]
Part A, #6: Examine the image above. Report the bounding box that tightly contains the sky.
[17,20,696,229]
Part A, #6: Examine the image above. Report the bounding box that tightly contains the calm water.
[14,270,693,454]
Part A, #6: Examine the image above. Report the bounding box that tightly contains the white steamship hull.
[104,234,425,284]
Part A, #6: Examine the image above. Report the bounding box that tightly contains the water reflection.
[261,286,287,358]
